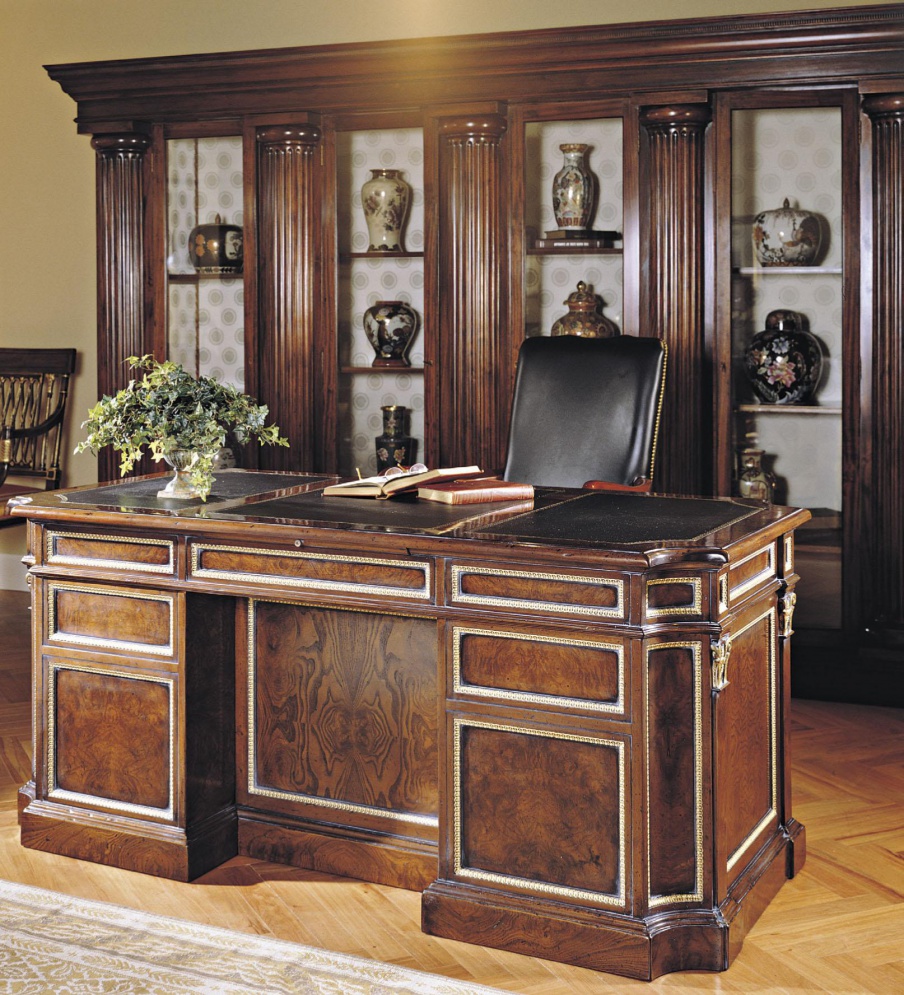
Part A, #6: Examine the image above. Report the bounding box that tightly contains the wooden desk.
[13,471,808,980]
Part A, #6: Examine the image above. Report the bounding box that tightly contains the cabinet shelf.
[340,251,424,261]
[736,404,841,415]
[527,246,622,256]
[340,365,424,374]
[167,271,243,283]
[734,266,842,276]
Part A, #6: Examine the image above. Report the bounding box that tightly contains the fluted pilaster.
[256,125,322,471]
[91,133,151,481]
[640,105,711,495]
[437,115,508,471]
[863,94,904,631]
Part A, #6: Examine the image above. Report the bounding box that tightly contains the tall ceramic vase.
[552,144,594,232]
[375,405,417,473]
[361,168,410,251]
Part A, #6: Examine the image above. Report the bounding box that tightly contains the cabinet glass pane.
[166,137,245,389]
[524,119,623,338]
[730,106,842,628]
[336,128,424,476]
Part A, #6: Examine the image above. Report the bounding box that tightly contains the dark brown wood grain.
[458,724,622,896]
[54,666,171,809]
[251,601,438,818]
[456,628,622,703]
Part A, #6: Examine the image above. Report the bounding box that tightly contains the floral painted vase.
[375,405,417,473]
[551,144,594,231]
[361,168,410,251]
[752,198,822,267]
[363,301,419,366]
[550,281,619,337]
[188,215,243,274]
[744,309,823,404]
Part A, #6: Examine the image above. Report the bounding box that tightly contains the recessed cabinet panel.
[336,128,425,476]
[730,106,844,629]
[524,119,623,339]
[166,137,245,389]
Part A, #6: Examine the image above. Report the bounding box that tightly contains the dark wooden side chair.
[0,347,77,526]
[502,335,667,491]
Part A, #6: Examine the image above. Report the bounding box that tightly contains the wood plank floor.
[1,588,902,993]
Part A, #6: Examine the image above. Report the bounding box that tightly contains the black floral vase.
[375,405,417,473]
[744,309,823,404]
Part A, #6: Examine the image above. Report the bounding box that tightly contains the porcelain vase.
[752,198,822,267]
[375,405,417,473]
[551,144,594,231]
[363,301,419,367]
[550,281,618,337]
[361,168,410,251]
[744,309,823,405]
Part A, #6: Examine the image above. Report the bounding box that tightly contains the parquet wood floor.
[1,588,902,993]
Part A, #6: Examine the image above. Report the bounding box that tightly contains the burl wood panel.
[50,585,171,649]
[458,725,621,896]
[193,545,427,593]
[54,666,170,810]
[456,628,621,704]
[452,566,622,616]
[47,531,174,572]
[716,612,775,879]
[646,642,700,900]
[251,602,438,817]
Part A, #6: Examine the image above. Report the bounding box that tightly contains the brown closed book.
[417,477,534,505]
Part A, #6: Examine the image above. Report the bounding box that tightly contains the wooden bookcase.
[46,4,904,702]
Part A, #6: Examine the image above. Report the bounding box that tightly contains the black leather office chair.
[1,347,77,526]
[502,335,667,490]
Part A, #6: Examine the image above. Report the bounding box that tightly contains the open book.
[321,465,483,499]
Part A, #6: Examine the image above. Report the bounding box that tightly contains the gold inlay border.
[47,661,175,820]
[450,565,625,619]
[244,599,437,828]
[718,574,730,614]
[645,640,704,908]
[452,717,627,907]
[191,543,431,600]
[729,544,776,600]
[783,535,794,574]
[452,626,625,714]
[45,529,175,575]
[645,576,703,618]
[727,607,778,875]
[45,582,175,657]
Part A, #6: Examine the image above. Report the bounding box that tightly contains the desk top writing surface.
[11,468,809,568]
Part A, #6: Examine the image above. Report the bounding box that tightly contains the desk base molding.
[238,809,438,891]
[423,823,803,980]
[18,790,237,882]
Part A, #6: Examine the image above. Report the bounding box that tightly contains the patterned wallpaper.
[167,137,245,389]
[336,128,425,476]
[524,119,624,338]
[730,107,843,510]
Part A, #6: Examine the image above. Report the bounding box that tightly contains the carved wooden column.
[437,115,508,472]
[863,94,904,637]
[640,105,711,496]
[256,125,322,471]
[91,133,151,481]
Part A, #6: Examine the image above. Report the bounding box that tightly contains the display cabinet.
[48,4,904,703]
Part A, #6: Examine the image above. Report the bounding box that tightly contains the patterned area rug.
[0,880,502,994]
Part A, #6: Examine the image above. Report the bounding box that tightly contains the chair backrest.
[502,335,667,489]
[0,347,77,491]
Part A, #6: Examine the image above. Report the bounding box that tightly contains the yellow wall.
[0,0,879,580]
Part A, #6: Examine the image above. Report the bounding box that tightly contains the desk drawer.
[451,624,626,715]
[45,581,176,658]
[190,542,431,600]
[448,562,625,620]
[44,529,176,575]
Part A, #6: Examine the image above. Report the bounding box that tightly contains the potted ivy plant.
[75,355,289,500]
